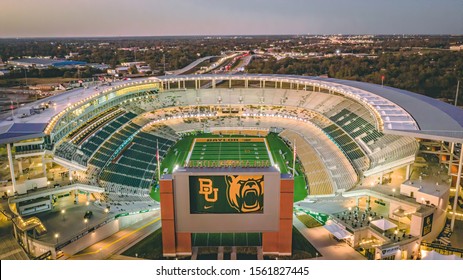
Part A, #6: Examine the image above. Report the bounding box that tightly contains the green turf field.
[150,134,195,201]
[150,132,308,202]
[187,137,271,167]
[192,232,262,247]
[266,133,308,201]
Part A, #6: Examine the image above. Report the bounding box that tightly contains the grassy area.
[192,232,262,247]
[123,226,318,260]
[291,226,320,259]
[150,135,195,201]
[121,228,189,260]
[296,214,323,228]
[266,133,307,202]
[265,227,321,260]
[294,208,330,225]
[293,176,307,202]
[236,246,258,260]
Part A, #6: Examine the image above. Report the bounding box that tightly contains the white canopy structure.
[421,250,463,260]
[370,219,397,231]
[324,221,352,240]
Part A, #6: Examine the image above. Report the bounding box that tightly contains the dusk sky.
[1,0,462,37]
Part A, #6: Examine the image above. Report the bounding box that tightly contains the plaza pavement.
[293,216,365,260]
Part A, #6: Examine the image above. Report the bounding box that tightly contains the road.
[66,211,161,260]
[168,56,217,75]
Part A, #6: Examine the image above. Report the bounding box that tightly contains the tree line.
[247,51,463,102]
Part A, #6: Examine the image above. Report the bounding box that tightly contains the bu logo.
[198,178,218,202]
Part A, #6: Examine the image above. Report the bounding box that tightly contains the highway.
[66,211,161,260]
[201,54,254,89]
[167,56,217,75]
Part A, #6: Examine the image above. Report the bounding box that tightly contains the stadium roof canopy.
[0,74,462,144]
[0,123,46,143]
[8,58,86,68]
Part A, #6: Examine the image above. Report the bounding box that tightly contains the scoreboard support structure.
[160,169,294,257]
[262,176,294,256]
[160,175,192,257]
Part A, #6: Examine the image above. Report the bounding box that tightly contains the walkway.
[66,212,161,260]
[293,216,365,260]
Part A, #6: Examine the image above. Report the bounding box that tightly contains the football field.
[186,137,273,167]
[152,133,308,202]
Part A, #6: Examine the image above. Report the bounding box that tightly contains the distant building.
[107,69,117,75]
[136,65,151,74]
[116,66,129,74]
[450,45,463,51]
[8,58,87,68]
[65,52,79,59]
[87,63,110,70]
[121,61,146,67]
[29,84,56,92]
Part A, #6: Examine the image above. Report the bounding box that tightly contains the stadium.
[1,74,463,260]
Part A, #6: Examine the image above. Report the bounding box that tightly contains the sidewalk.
[67,212,161,260]
[293,217,365,260]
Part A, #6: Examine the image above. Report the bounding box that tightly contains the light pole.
[24,68,28,87]
[84,218,88,230]
[392,188,396,198]
[61,209,66,221]
[54,233,59,243]
[9,100,14,120]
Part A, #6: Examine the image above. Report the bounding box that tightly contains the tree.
[129,65,138,74]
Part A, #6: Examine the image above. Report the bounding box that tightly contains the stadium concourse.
[0,74,462,260]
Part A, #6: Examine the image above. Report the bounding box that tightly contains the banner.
[195,138,265,143]
[422,213,433,236]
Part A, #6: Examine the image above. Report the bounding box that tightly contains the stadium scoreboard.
[172,168,280,233]
[189,175,265,214]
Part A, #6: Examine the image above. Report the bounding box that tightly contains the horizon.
[1,33,462,40]
[1,0,462,37]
